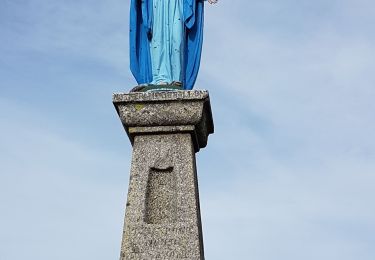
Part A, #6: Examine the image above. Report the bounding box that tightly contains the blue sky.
[1,0,375,259]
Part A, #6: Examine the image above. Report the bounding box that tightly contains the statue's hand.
[207,0,218,4]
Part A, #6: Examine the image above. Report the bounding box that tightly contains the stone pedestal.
[113,90,214,260]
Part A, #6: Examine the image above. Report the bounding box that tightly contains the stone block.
[113,90,214,152]
[113,90,214,260]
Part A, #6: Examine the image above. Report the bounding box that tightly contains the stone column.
[113,90,214,260]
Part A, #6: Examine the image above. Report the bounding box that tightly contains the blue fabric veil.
[129,0,204,90]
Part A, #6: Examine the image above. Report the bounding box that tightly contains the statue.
[129,0,218,92]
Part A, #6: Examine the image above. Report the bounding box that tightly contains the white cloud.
[0,98,130,259]
[202,159,375,260]
[0,0,129,73]
[1,0,375,259]
[197,2,375,259]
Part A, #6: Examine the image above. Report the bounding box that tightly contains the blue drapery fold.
[130,0,204,90]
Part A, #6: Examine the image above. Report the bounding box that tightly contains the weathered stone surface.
[113,90,214,260]
[113,90,214,152]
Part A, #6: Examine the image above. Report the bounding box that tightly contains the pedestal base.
[121,134,203,259]
[113,91,214,260]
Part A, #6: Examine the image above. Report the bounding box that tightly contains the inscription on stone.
[126,251,194,259]
[114,90,208,102]
[114,91,213,260]
[123,225,196,259]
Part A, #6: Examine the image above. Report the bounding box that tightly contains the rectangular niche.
[144,167,177,224]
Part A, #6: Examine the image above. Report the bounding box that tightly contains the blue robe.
[149,0,184,85]
[129,0,204,90]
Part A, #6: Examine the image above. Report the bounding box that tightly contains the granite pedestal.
[113,90,214,260]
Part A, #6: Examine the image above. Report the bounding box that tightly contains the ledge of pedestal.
[113,90,214,152]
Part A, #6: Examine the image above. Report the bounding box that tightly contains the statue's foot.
[157,81,169,86]
[129,84,148,92]
[154,81,182,88]
[129,82,184,93]
[144,83,183,92]
[170,81,183,87]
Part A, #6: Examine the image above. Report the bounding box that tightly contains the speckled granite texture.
[113,90,214,260]
[113,90,214,152]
